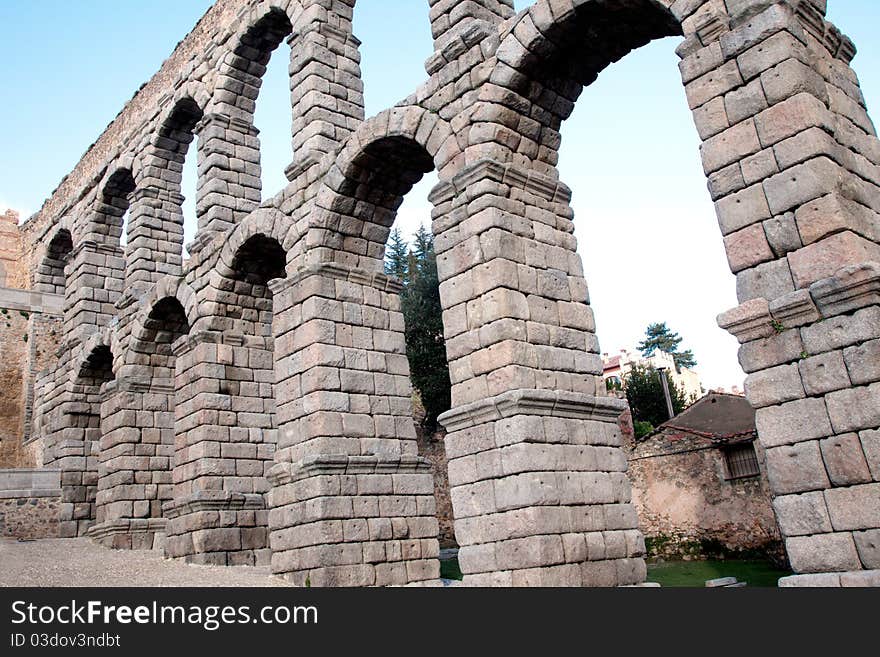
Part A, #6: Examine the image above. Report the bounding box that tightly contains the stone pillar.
[89,376,173,550]
[163,331,274,566]
[267,264,440,587]
[63,241,124,332]
[285,4,365,181]
[431,159,646,586]
[124,187,185,290]
[38,240,123,537]
[679,1,880,585]
[195,113,262,235]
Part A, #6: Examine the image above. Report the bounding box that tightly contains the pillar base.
[87,518,166,551]
[163,491,269,566]
[268,455,440,587]
[439,389,647,587]
[779,570,880,587]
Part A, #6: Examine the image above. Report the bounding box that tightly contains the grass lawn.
[647,559,792,587]
[439,557,791,586]
[440,558,463,581]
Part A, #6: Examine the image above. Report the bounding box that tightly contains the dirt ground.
[0,537,291,587]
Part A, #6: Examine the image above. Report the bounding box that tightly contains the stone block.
[714,183,771,235]
[723,223,774,273]
[824,483,880,531]
[764,441,830,494]
[825,383,880,434]
[853,529,880,569]
[772,491,832,537]
[755,398,832,447]
[798,350,850,396]
[844,340,880,387]
[744,363,805,408]
[736,258,795,303]
[786,533,862,573]
[819,434,872,486]
[860,430,880,481]
[788,231,880,290]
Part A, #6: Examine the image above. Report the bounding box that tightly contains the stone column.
[267,264,440,587]
[163,331,274,566]
[285,6,365,181]
[88,375,174,550]
[195,112,262,235]
[124,187,185,290]
[38,240,124,537]
[63,241,125,333]
[432,160,645,586]
[679,1,880,585]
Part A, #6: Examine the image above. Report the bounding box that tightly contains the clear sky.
[1,1,879,391]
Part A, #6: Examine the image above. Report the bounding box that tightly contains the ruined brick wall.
[0,307,30,468]
[0,210,26,290]
[628,432,783,560]
[0,496,60,539]
[0,284,63,468]
[0,469,61,539]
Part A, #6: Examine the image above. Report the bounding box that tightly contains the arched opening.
[326,131,455,548]
[100,168,135,249]
[66,344,115,533]
[489,0,778,574]
[159,98,202,257]
[35,229,73,294]
[222,8,293,200]
[332,136,436,270]
[252,31,293,200]
[125,296,190,519]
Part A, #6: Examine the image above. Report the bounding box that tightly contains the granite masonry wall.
[10,0,880,587]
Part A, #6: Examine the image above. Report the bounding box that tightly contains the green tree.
[384,228,409,282]
[386,224,452,429]
[624,364,688,433]
[638,322,697,371]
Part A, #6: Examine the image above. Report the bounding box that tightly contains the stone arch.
[92,165,136,248]
[92,291,192,549]
[124,277,198,367]
[125,96,206,289]
[34,227,74,294]
[482,0,682,174]
[44,339,116,538]
[197,5,296,234]
[305,105,461,270]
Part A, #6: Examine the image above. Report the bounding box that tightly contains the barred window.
[723,443,760,480]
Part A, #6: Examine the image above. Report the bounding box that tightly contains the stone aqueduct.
[23,0,880,586]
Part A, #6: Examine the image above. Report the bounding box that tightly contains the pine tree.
[384,227,410,282]
[385,224,452,429]
[638,322,697,371]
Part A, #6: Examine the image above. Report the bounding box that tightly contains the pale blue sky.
[1,1,879,390]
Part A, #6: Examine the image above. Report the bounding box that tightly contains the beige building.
[602,348,704,403]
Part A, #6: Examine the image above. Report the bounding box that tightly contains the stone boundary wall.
[0,469,62,539]
[627,432,783,562]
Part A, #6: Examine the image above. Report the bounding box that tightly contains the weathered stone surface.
[764,441,830,494]
[824,484,880,532]
[744,363,804,408]
[798,351,850,396]
[772,491,832,537]
[819,434,872,486]
[786,533,862,573]
[8,0,880,587]
[755,399,832,448]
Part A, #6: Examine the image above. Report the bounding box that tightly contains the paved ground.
[0,538,291,587]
